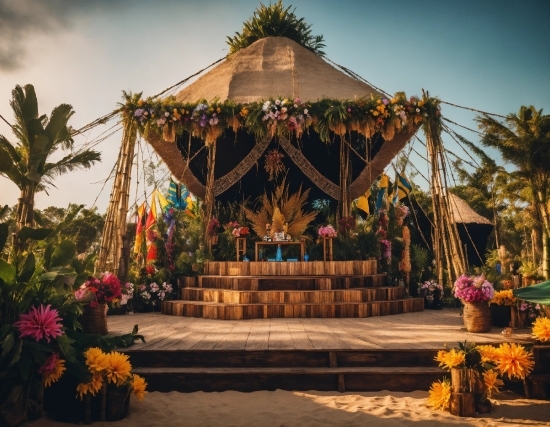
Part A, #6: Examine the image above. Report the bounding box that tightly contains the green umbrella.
[513,280,550,305]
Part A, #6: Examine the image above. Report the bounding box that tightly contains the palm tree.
[226,1,325,56]
[0,84,101,252]
[477,106,550,279]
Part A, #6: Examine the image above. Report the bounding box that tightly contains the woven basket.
[463,301,491,333]
[81,303,108,335]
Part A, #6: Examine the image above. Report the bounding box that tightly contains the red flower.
[14,305,64,343]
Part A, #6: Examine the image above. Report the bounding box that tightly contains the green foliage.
[227,1,325,56]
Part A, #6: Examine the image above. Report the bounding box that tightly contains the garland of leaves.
[123,92,440,145]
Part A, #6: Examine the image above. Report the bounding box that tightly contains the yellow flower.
[438,349,465,370]
[490,290,516,306]
[418,99,425,107]
[390,98,398,104]
[483,369,504,398]
[43,358,66,388]
[372,111,379,117]
[477,345,500,363]
[434,350,448,364]
[495,342,534,379]
[137,99,144,107]
[76,372,104,400]
[427,379,451,410]
[532,317,550,342]
[105,351,132,386]
[85,347,108,373]
[131,374,148,401]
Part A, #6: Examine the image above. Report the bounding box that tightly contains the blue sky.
[0,0,548,212]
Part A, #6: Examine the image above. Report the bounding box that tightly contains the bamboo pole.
[203,141,217,252]
[338,136,351,220]
[96,118,137,275]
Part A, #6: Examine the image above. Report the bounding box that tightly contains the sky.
[0,0,549,214]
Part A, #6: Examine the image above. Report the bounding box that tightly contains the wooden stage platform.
[162,260,425,320]
[109,310,533,394]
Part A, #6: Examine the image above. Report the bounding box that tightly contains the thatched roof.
[449,193,493,225]
[176,37,381,103]
[146,36,417,200]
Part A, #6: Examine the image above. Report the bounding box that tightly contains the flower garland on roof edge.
[122,92,440,145]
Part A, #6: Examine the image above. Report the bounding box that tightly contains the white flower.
[262,101,271,111]
[416,108,420,113]
[281,107,287,113]
[304,109,308,115]
[275,99,281,106]
[141,292,151,300]
[165,112,170,117]
[150,283,159,293]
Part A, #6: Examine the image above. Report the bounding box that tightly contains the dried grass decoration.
[264,149,286,181]
[245,179,318,240]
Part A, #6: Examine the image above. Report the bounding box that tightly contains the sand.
[24,389,550,427]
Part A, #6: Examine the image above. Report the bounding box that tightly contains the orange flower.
[495,343,534,380]
[532,317,550,342]
[427,379,451,410]
[105,351,132,386]
[437,349,465,370]
[483,369,504,397]
[477,345,500,363]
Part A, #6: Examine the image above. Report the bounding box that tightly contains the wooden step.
[132,366,444,393]
[126,349,441,369]
[204,260,378,276]
[181,287,407,304]
[196,274,387,291]
[162,298,424,320]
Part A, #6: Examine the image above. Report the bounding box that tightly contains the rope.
[442,116,483,136]
[323,57,392,98]
[439,100,507,119]
[150,56,226,100]
[441,124,481,168]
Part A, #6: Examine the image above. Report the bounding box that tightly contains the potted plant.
[418,280,444,309]
[489,290,516,327]
[454,275,495,333]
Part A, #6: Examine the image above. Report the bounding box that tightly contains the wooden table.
[255,241,306,261]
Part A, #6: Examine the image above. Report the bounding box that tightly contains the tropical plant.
[0,84,101,253]
[477,106,550,278]
[226,1,326,56]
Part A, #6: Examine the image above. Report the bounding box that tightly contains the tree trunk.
[12,184,36,253]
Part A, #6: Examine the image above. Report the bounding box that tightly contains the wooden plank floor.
[108,308,533,351]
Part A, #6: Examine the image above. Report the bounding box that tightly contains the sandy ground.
[24,389,550,427]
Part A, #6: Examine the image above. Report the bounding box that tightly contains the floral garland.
[123,92,440,145]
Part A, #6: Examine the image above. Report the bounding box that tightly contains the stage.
[110,309,531,351]
[107,309,534,393]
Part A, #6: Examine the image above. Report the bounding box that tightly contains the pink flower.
[38,352,59,375]
[14,305,64,343]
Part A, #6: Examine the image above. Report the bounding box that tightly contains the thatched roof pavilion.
[144,37,418,208]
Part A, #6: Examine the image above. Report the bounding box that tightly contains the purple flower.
[134,109,145,117]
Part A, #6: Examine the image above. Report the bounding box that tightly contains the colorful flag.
[356,189,371,215]
[167,180,189,210]
[392,172,412,204]
[145,192,158,231]
[375,174,389,212]
[133,202,147,254]
[156,189,170,211]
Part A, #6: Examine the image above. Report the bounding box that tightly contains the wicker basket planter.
[81,303,108,335]
[463,301,491,333]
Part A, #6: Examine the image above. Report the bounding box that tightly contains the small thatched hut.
[144,36,419,213]
[448,193,494,267]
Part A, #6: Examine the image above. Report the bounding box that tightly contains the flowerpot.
[463,301,491,333]
[490,304,512,327]
[104,387,130,421]
[81,303,108,335]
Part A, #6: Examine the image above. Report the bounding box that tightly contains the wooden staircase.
[129,349,445,393]
[162,261,424,320]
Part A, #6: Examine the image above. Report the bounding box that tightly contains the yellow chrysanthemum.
[434,350,447,364]
[131,374,148,401]
[85,347,108,373]
[44,359,66,388]
[495,342,534,380]
[105,351,132,386]
[483,369,504,398]
[532,317,550,342]
[427,379,451,410]
[438,349,465,371]
[478,345,500,363]
[76,372,104,400]
[490,290,517,306]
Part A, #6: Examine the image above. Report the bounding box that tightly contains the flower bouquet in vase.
[75,273,122,335]
[454,275,494,333]
[418,280,443,310]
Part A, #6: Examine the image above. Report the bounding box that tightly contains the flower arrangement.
[517,300,542,321]
[394,204,410,225]
[124,92,440,145]
[75,273,122,307]
[429,341,534,412]
[318,224,337,238]
[532,317,550,342]
[207,217,220,236]
[418,280,443,305]
[137,282,175,310]
[490,290,516,306]
[453,275,494,303]
[76,347,147,402]
[379,239,391,261]
[228,221,249,237]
